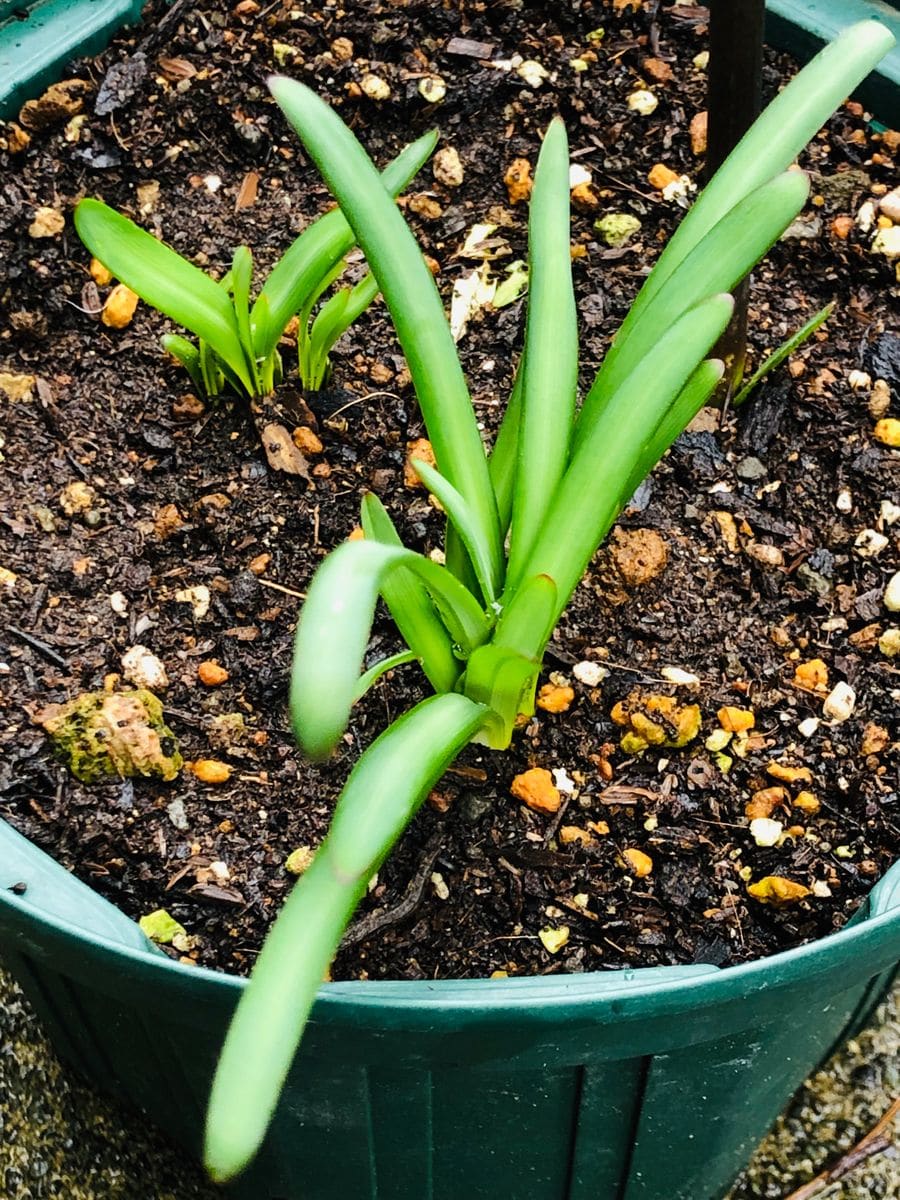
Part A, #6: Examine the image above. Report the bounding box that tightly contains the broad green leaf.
[73,199,253,392]
[291,539,491,759]
[507,118,578,586]
[507,295,735,640]
[577,171,809,443]
[270,77,502,586]
[205,691,487,1184]
[733,302,834,407]
[409,457,502,605]
[360,493,459,693]
[254,129,440,362]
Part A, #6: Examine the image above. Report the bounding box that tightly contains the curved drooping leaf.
[160,334,203,392]
[353,650,417,701]
[204,692,488,1184]
[291,539,491,759]
[73,199,253,392]
[359,493,459,692]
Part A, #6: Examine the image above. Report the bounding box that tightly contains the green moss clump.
[35,689,182,783]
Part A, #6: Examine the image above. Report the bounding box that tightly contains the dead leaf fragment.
[745,787,788,820]
[19,79,87,131]
[0,372,36,402]
[690,111,708,155]
[510,767,561,814]
[154,503,185,540]
[261,423,311,478]
[235,170,260,211]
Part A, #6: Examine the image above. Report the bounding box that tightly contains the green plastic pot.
[1,819,898,1200]
[0,0,145,119]
[766,1,900,125]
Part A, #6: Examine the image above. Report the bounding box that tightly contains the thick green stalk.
[270,78,502,584]
[205,692,488,1183]
[506,119,578,586]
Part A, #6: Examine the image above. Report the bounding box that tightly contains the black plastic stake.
[707,0,766,394]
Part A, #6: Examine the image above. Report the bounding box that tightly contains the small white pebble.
[878,627,900,657]
[516,60,549,88]
[884,571,900,612]
[856,200,877,233]
[660,666,700,686]
[880,500,900,527]
[109,591,129,615]
[750,818,783,847]
[209,860,230,881]
[854,528,888,558]
[120,645,169,691]
[552,767,577,795]
[823,681,856,723]
[798,716,820,738]
[693,50,709,70]
[361,74,391,101]
[811,880,833,898]
[175,584,211,619]
[569,164,592,189]
[628,89,658,115]
[573,660,608,687]
[848,370,872,391]
[430,871,450,901]
[836,489,853,513]
[202,174,222,194]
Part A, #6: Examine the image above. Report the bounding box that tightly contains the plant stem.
[707,0,765,394]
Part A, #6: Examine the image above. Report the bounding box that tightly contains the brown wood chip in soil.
[1,0,897,986]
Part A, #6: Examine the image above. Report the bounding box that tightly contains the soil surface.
[1,0,899,986]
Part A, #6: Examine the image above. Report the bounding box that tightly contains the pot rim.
[3,839,899,1032]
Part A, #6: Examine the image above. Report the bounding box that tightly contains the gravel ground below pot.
[1,969,897,1200]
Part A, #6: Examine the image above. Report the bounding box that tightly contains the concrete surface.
[0,968,897,1199]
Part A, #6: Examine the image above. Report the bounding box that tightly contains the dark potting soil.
[0,0,898,986]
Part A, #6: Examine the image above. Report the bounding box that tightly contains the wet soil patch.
[1,0,898,984]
